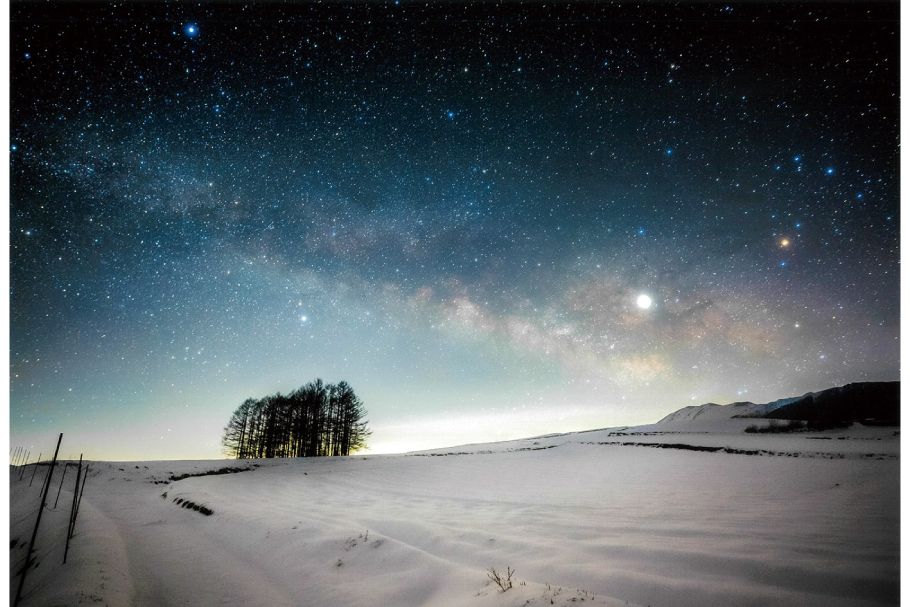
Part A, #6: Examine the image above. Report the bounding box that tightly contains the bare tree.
[222,380,370,459]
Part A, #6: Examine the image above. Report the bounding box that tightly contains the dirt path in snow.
[86,478,301,607]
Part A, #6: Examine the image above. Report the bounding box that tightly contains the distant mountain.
[728,395,807,418]
[656,382,899,426]
[657,396,803,423]
[760,381,900,426]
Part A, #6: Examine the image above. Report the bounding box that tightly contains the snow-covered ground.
[9,422,899,607]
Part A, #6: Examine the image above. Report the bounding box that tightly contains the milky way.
[10,3,899,459]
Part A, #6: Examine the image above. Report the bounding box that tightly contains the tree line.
[221,379,371,459]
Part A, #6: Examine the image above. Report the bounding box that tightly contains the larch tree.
[221,380,371,459]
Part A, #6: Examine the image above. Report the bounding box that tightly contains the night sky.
[9,2,900,460]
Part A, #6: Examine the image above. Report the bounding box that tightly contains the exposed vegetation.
[168,466,256,482]
[487,567,514,592]
[173,497,214,516]
[745,418,855,433]
[221,380,371,459]
[745,419,806,433]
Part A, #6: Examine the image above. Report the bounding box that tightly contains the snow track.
[9,426,899,607]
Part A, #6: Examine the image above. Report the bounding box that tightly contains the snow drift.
[9,422,898,607]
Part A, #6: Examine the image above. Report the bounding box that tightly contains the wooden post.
[14,433,62,607]
[63,455,83,563]
[28,454,42,487]
[40,455,56,494]
[18,452,30,480]
[53,463,70,508]
[72,465,89,536]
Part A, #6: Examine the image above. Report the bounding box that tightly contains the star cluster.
[9,3,899,458]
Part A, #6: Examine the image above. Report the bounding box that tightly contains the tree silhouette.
[221,380,371,458]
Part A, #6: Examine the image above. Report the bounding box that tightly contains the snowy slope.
[656,381,899,425]
[656,401,756,422]
[655,396,805,423]
[9,425,899,607]
[729,396,804,418]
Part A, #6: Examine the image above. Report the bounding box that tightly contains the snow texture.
[9,423,899,607]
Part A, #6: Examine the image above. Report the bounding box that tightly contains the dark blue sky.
[10,2,899,458]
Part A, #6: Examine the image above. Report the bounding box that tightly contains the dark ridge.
[168,465,256,482]
[593,441,896,460]
[767,382,899,426]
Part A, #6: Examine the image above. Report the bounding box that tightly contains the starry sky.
[9,2,900,460]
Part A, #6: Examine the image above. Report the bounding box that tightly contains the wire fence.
[9,434,91,607]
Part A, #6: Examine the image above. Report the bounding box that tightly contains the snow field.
[8,426,899,607]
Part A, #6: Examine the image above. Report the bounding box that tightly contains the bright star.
[184,24,198,37]
[636,294,652,309]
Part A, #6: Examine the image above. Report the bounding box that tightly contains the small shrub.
[488,567,514,592]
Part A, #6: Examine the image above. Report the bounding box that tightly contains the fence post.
[14,433,63,607]
[63,455,83,564]
[72,465,89,536]
[18,452,30,480]
[28,454,42,487]
[53,463,70,509]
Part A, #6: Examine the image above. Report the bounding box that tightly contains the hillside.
[766,381,900,426]
[656,382,899,427]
